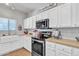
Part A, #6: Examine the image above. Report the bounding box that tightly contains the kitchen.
[0,3,79,56]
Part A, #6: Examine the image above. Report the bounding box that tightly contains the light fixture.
[5,3,9,6]
[12,7,15,10]
[11,4,15,10]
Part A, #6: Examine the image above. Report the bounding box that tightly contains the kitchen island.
[0,35,32,56]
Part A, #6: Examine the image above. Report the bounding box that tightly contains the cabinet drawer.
[56,44,72,53]
[46,49,55,56]
[46,46,55,51]
[56,52,69,56]
[46,52,55,56]
[72,48,79,56]
[46,41,55,48]
[56,50,71,56]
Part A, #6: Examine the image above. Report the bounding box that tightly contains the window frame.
[0,17,16,31]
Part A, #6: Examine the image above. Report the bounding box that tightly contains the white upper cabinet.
[41,11,48,19]
[75,4,79,27]
[24,19,27,28]
[36,11,48,21]
[24,17,32,29]
[26,17,32,29]
[29,17,33,29]
[57,4,72,27]
[32,16,37,29]
[48,7,58,28]
[24,18,30,28]
[24,4,79,29]
[71,4,79,27]
[24,16,37,29]
[36,13,42,21]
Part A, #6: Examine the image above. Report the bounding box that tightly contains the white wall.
[0,4,27,36]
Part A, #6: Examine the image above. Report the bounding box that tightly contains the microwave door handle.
[45,20,46,28]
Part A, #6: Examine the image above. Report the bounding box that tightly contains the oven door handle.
[32,39,44,44]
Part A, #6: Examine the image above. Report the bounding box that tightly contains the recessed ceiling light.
[12,7,15,10]
[5,3,9,6]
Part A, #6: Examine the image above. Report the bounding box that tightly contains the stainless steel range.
[32,37,45,56]
[31,30,52,56]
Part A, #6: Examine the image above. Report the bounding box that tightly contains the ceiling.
[0,3,51,14]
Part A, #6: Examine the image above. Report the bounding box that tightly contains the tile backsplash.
[58,27,79,40]
[34,28,79,40]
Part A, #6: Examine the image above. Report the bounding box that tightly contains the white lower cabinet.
[0,36,32,55]
[56,49,71,56]
[46,49,55,56]
[56,44,72,53]
[23,36,31,52]
[11,40,23,51]
[72,48,79,56]
[46,41,56,56]
[0,40,23,55]
[46,41,73,56]
[26,37,31,52]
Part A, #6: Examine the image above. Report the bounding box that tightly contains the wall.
[0,4,27,36]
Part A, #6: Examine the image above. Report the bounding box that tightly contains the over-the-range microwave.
[36,18,49,29]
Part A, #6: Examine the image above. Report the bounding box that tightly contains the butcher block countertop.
[47,37,79,48]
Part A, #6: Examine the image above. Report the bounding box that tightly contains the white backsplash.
[58,27,79,40]
[26,28,79,40]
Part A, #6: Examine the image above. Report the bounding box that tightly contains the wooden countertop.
[47,37,79,48]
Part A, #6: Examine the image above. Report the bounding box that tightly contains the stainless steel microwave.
[36,18,49,29]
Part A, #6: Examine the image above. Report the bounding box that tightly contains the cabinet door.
[0,43,12,55]
[24,18,30,29]
[46,41,56,56]
[58,4,71,27]
[71,4,77,27]
[71,4,79,27]
[0,40,23,55]
[72,48,79,56]
[48,7,58,28]
[26,37,31,52]
[28,17,33,29]
[32,16,37,29]
[41,11,48,19]
[24,19,28,28]
[24,40,28,49]
[55,43,72,56]
[22,36,28,50]
[56,43,72,53]
[36,13,42,21]
[75,4,79,27]
[11,40,23,51]
[23,36,31,52]
[56,50,71,56]
[36,11,48,21]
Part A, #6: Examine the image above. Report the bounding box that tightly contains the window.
[9,19,16,30]
[0,18,8,30]
[0,18,16,31]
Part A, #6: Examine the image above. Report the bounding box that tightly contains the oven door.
[32,39,44,56]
